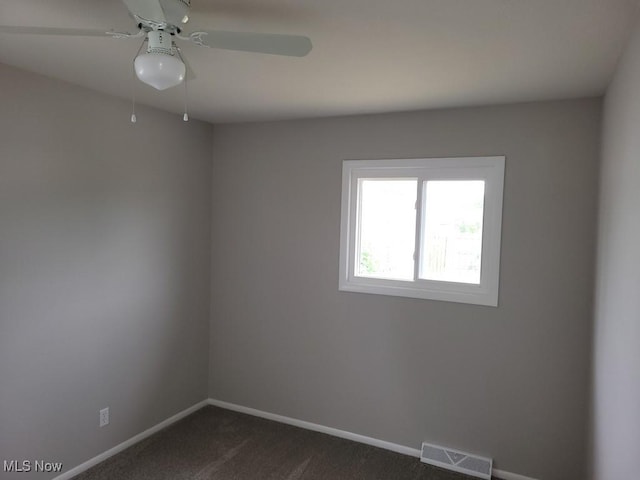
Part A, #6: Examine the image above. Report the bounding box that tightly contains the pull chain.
[131,71,137,123]
[183,77,189,122]
[131,38,146,124]
[177,47,189,122]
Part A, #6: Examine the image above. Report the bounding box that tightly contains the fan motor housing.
[147,30,175,55]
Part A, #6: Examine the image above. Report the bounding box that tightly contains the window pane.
[420,181,485,284]
[357,179,417,281]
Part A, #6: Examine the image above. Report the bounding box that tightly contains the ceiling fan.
[0,0,313,92]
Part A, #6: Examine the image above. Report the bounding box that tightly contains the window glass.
[420,180,485,284]
[357,179,417,281]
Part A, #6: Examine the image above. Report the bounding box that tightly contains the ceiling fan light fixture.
[134,30,185,91]
[135,52,185,90]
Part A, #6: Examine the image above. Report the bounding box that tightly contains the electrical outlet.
[99,407,109,427]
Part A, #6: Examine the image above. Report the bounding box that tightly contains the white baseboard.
[207,398,540,480]
[52,397,539,480]
[207,398,421,458]
[491,469,540,480]
[52,399,209,480]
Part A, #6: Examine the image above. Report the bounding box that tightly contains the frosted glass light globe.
[134,53,186,91]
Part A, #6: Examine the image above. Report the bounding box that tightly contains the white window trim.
[339,156,505,307]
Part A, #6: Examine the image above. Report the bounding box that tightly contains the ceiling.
[0,0,639,124]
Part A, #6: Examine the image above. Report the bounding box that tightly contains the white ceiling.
[1,0,639,123]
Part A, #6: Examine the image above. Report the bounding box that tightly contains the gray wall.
[209,99,601,480]
[0,59,603,480]
[0,64,212,479]
[591,14,640,480]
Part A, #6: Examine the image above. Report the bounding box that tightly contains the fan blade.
[183,30,312,57]
[0,25,133,37]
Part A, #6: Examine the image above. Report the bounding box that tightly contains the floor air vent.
[420,442,492,479]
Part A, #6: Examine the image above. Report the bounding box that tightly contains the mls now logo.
[4,460,63,473]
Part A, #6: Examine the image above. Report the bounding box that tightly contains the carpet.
[72,405,478,480]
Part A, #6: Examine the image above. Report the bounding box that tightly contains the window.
[339,156,505,306]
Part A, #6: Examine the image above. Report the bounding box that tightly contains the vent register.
[420,442,492,479]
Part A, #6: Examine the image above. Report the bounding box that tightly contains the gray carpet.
[72,406,478,480]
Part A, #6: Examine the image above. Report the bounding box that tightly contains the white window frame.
[339,156,505,307]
